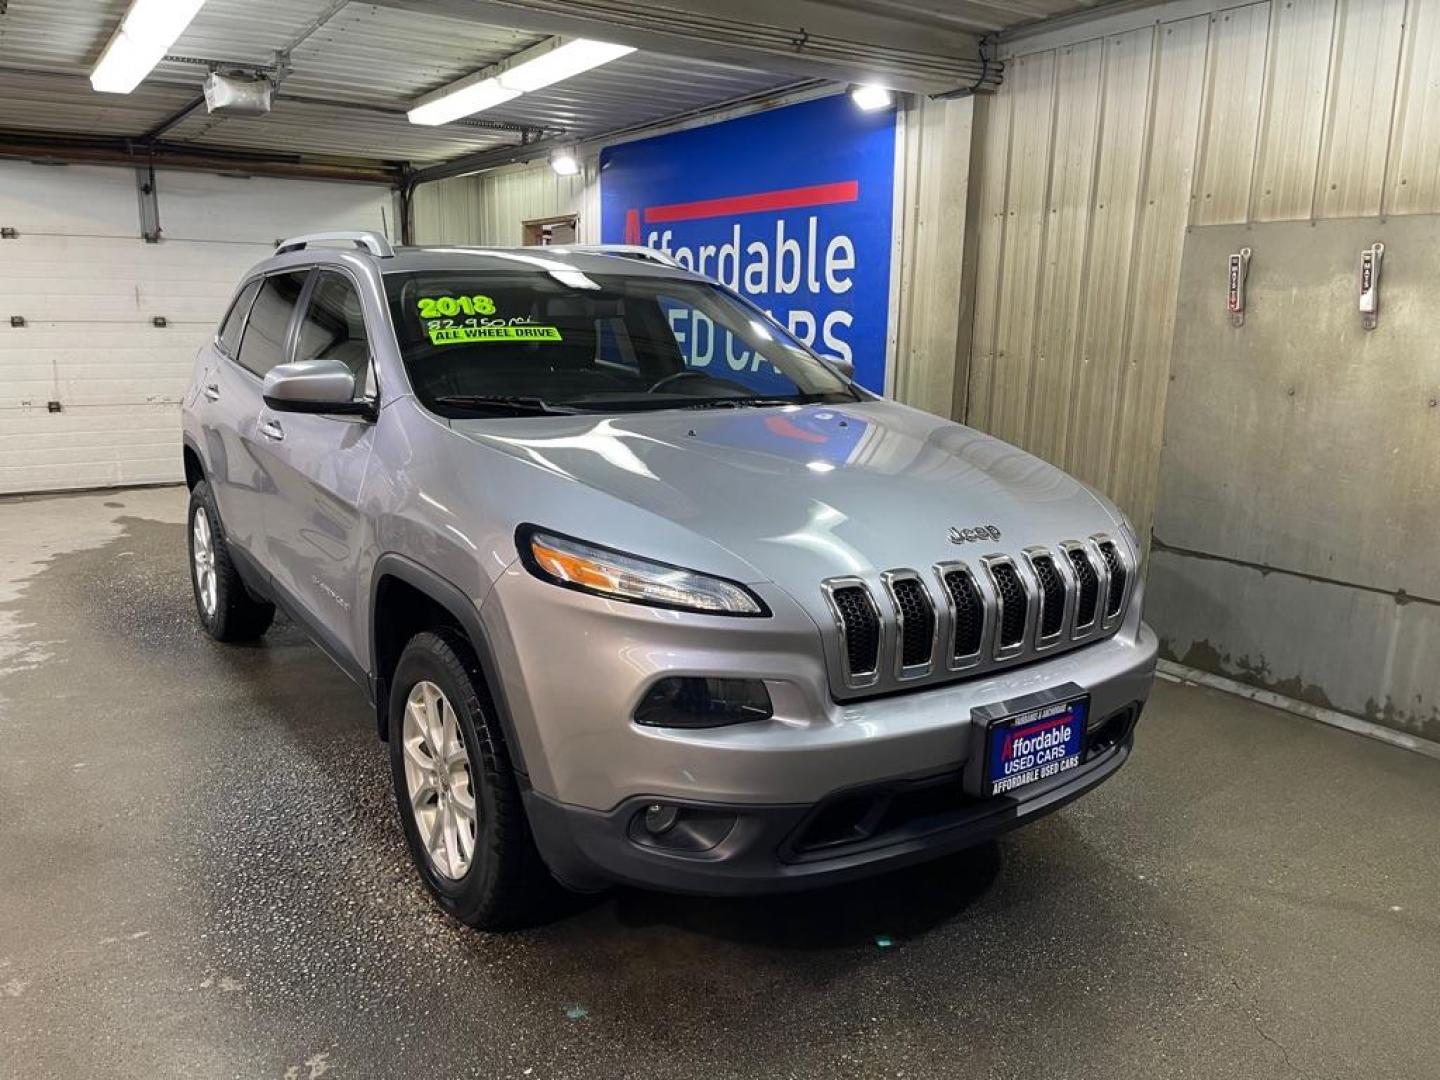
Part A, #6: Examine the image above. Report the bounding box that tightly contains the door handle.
[203,383,221,402]
[259,418,285,442]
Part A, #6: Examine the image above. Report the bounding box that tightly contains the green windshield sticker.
[427,325,563,346]
[417,295,496,318]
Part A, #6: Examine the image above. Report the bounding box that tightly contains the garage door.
[0,161,394,494]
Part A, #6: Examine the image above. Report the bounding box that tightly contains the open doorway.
[523,214,578,246]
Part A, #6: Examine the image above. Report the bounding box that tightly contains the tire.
[388,630,560,930]
[187,479,275,642]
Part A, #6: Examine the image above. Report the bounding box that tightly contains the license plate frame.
[968,684,1089,798]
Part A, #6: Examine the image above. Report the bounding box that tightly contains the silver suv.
[181,230,1157,928]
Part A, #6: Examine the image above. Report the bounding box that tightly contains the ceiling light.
[497,39,635,93]
[408,77,520,126]
[849,83,894,112]
[91,0,207,94]
[550,148,581,176]
[408,36,634,126]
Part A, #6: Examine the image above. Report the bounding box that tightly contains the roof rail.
[549,244,681,269]
[274,230,394,258]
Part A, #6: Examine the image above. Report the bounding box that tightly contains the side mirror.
[262,358,371,416]
[827,355,856,381]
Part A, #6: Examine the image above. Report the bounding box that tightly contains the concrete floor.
[1,488,1438,1080]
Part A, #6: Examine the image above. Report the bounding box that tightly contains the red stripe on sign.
[643,180,860,224]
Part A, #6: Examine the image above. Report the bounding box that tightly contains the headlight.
[517,527,769,616]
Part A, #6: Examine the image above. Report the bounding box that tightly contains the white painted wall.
[0,162,394,494]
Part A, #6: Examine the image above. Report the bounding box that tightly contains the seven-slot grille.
[1068,546,1100,627]
[1098,540,1127,618]
[824,537,1130,691]
[988,561,1028,649]
[940,568,984,660]
[1029,554,1066,638]
[830,584,881,679]
[889,576,936,669]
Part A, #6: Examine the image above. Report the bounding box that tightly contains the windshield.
[383,269,859,416]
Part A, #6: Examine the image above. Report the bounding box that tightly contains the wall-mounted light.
[91,0,207,94]
[550,148,581,176]
[409,37,635,126]
[849,83,894,112]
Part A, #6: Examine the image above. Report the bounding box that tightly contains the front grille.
[1098,541,1127,618]
[941,568,984,659]
[989,561,1027,648]
[831,585,880,678]
[890,577,935,669]
[1030,555,1065,638]
[1068,547,1100,627]
[821,535,1129,694]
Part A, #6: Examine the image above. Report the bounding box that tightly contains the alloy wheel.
[192,506,217,618]
[401,680,478,880]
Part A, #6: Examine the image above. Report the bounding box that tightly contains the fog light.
[642,803,680,835]
[633,677,773,729]
[628,803,740,852]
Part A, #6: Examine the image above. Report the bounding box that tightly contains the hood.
[450,399,1120,586]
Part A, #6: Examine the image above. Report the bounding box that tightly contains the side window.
[294,270,374,398]
[235,271,309,378]
[217,280,260,357]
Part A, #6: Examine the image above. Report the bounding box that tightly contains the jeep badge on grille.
[949,525,1002,544]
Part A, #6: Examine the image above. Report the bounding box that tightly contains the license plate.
[985,696,1088,796]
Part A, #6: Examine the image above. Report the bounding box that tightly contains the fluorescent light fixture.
[408,78,520,126]
[849,83,894,111]
[497,39,635,93]
[408,37,635,126]
[550,148,581,176]
[91,0,207,94]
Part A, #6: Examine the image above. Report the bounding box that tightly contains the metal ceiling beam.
[0,130,404,185]
[409,76,822,185]
[372,0,998,94]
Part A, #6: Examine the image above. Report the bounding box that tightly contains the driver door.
[255,269,378,671]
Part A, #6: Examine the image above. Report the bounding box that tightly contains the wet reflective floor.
[2,488,1438,1079]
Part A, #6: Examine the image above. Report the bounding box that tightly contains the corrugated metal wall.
[891,94,977,417]
[969,0,1440,536]
[412,164,598,247]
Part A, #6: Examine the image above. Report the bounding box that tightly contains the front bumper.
[525,713,1140,895]
[482,560,1158,894]
[482,561,1159,811]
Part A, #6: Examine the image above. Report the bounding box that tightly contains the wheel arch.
[369,555,527,778]
[182,436,205,490]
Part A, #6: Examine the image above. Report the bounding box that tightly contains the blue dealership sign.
[599,94,897,392]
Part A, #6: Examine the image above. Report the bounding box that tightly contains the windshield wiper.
[678,397,797,410]
[432,394,579,416]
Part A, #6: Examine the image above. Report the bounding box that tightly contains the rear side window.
[217,280,260,357]
[294,270,373,398]
[235,271,309,378]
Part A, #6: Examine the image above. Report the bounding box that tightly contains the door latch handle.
[203,383,221,401]
[259,418,285,442]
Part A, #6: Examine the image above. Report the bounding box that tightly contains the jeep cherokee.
[180,230,1157,928]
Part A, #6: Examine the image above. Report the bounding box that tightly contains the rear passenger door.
[201,270,307,560]
[255,269,378,670]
